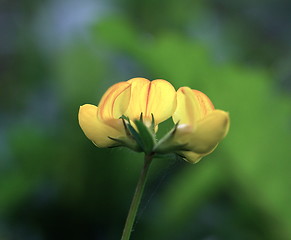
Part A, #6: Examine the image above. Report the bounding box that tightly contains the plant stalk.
[121,154,154,240]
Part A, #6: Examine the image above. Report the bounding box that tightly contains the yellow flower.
[78,78,176,148]
[172,87,230,163]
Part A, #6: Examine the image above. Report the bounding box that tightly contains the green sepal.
[134,120,155,154]
[154,122,187,154]
[117,115,189,156]
[120,115,145,149]
[150,113,155,133]
[126,123,144,150]
[120,115,130,122]
[108,136,142,152]
[118,115,155,154]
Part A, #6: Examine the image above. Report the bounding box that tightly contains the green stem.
[121,154,154,240]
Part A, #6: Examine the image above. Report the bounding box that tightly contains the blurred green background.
[1,0,291,239]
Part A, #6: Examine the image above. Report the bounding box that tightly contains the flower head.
[79,78,229,163]
[78,78,176,148]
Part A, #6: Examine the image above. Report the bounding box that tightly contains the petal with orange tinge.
[145,79,177,124]
[124,78,176,124]
[173,87,215,126]
[78,104,124,148]
[192,90,214,118]
[97,82,131,120]
[124,78,151,120]
[173,87,203,126]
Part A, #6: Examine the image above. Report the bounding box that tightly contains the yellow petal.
[185,110,230,154]
[97,82,131,120]
[124,78,176,124]
[145,79,177,124]
[124,77,151,120]
[178,143,218,164]
[178,151,203,164]
[192,89,214,117]
[173,87,214,126]
[112,86,132,119]
[78,104,125,148]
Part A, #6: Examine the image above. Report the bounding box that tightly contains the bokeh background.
[1,0,291,239]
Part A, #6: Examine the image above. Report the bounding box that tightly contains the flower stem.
[121,154,154,240]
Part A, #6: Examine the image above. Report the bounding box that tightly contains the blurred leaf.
[53,42,106,106]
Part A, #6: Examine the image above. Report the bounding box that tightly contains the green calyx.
[153,122,187,154]
[109,114,187,157]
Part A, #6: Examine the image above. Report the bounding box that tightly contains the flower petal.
[97,82,131,120]
[124,77,151,120]
[192,89,214,117]
[178,144,218,164]
[178,151,203,164]
[79,104,124,148]
[173,87,214,126]
[124,78,176,124]
[186,110,230,154]
[145,79,177,124]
